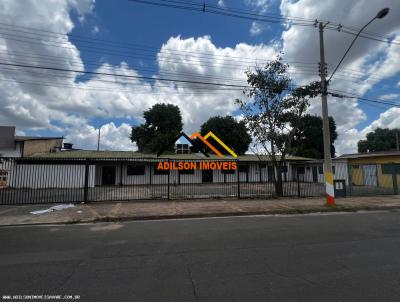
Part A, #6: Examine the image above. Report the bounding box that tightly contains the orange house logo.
[189,131,238,158]
[157,130,238,158]
[156,130,238,171]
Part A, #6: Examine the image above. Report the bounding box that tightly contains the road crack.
[186,263,199,302]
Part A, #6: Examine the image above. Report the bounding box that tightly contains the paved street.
[1,211,400,301]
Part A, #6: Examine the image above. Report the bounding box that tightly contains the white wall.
[333,161,349,185]
[0,160,319,189]
[0,162,95,188]
[295,161,349,185]
[0,142,22,157]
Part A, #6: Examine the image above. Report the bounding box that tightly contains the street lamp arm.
[327,18,376,84]
[327,7,389,84]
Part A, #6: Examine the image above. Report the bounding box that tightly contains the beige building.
[0,126,63,157]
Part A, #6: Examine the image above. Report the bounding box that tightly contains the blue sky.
[0,0,399,154]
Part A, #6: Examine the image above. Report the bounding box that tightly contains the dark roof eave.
[15,136,64,142]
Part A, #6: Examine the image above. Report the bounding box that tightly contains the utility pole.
[317,8,388,206]
[97,127,101,151]
[318,22,335,206]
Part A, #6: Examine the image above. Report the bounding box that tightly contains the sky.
[0,0,399,155]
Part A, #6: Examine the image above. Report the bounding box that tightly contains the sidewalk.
[1,195,400,226]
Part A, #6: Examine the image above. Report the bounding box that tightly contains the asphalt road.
[1,211,400,302]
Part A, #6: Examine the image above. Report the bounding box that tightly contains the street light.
[318,8,389,206]
[97,125,103,151]
[328,8,390,84]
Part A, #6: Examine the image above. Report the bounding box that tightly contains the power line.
[0,61,250,88]
[129,0,400,47]
[129,0,317,26]
[0,23,318,66]
[1,32,316,72]
[0,76,248,95]
[2,47,392,84]
[328,89,400,108]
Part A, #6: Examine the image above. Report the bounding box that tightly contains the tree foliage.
[130,103,183,153]
[198,115,251,155]
[290,115,338,159]
[235,55,320,195]
[358,128,400,153]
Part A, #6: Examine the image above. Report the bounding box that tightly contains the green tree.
[235,55,320,196]
[197,115,251,155]
[358,128,400,152]
[130,103,183,153]
[290,115,338,159]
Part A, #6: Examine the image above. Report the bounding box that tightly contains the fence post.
[83,158,89,203]
[297,166,301,197]
[237,159,240,199]
[167,159,170,200]
[347,163,352,197]
[392,170,398,195]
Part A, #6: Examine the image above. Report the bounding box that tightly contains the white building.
[0,150,314,189]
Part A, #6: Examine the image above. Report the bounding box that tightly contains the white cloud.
[250,21,264,36]
[156,35,278,133]
[3,0,400,156]
[65,122,136,151]
[92,25,99,34]
[245,0,271,35]
[0,0,278,151]
[337,107,400,154]
[380,93,400,100]
[245,0,271,13]
[280,0,400,154]
[363,107,400,131]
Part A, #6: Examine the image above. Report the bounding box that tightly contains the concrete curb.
[1,205,400,227]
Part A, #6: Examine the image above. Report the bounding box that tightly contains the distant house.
[0,138,314,189]
[0,126,64,189]
[298,151,400,191]
[335,151,400,190]
[294,158,349,185]
[0,126,64,157]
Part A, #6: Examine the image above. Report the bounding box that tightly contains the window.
[222,169,235,174]
[179,169,194,175]
[127,165,145,176]
[332,166,336,174]
[153,164,169,175]
[280,166,288,173]
[352,165,359,169]
[297,167,305,174]
[176,143,190,154]
[238,164,248,173]
[318,166,323,174]
[381,164,400,175]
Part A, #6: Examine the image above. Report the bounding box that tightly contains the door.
[267,166,275,182]
[202,170,213,183]
[312,167,318,182]
[362,164,377,187]
[260,164,267,182]
[102,166,116,185]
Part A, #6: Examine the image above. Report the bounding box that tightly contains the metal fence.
[347,162,399,196]
[0,157,398,205]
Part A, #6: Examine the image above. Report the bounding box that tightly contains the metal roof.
[15,136,64,141]
[336,151,400,159]
[29,150,313,161]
